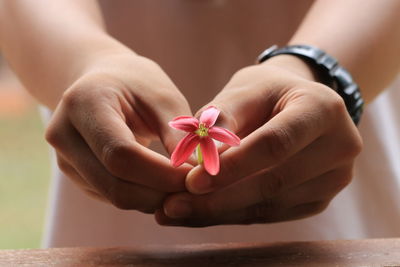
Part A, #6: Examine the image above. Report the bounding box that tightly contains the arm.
[0,0,193,212]
[159,0,400,226]
[0,0,128,109]
[288,0,400,103]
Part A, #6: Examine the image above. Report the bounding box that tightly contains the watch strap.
[257,45,364,125]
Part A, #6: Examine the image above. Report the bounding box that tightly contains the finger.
[155,207,248,227]
[56,154,109,202]
[187,92,335,194]
[157,199,330,227]
[147,96,194,157]
[56,154,97,192]
[189,129,355,195]
[152,99,198,166]
[239,166,352,224]
[46,112,166,213]
[280,165,353,207]
[83,189,109,203]
[62,86,191,192]
[162,165,352,223]
[193,86,273,138]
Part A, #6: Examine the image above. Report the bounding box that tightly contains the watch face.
[257,45,278,63]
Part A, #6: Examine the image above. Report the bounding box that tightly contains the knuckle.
[62,87,84,109]
[260,170,286,199]
[233,65,253,78]
[330,92,346,111]
[56,158,68,172]
[324,91,347,120]
[199,198,218,218]
[333,169,354,193]
[250,200,280,223]
[112,200,131,210]
[293,201,330,219]
[219,156,239,181]
[153,90,187,112]
[309,86,346,122]
[137,56,162,71]
[105,180,161,212]
[106,181,130,210]
[309,201,330,216]
[261,127,293,162]
[153,89,173,104]
[84,190,104,202]
[352,135,363,156]
[56,156,71,174]
[335,130,363,162]
[44,124,62,147]
[103,179,116,201]
[344,134,363,159]
[139,203,160,214]
[102,142,134,177]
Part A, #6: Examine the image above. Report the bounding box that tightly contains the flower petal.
[168,116,199,132]
[208,126,240,146]
[200,136,220,175]
[199,106,220,128]
[171,133,200,167]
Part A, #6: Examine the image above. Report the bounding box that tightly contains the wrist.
[256,45,364,125]
[261,54,324,83]
[44,34,134,110]
[76,36,134,76]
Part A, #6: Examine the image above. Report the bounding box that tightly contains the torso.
[99,0,313,111]
[45,1,400,247]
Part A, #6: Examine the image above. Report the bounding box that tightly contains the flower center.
[195,123,209,137]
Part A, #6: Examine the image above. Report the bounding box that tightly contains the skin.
[0,0,399,226]
[0,0,194,212]
[160,0,400,226]
[159,58,363,225]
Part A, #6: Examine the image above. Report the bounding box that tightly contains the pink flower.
[169,106,240,175]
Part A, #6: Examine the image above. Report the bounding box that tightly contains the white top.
[41,1,400,247]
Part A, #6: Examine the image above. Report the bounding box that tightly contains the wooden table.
[1,239,400,266]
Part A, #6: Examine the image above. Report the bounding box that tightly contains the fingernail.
[164,197,192,218]
[189,174,213,194]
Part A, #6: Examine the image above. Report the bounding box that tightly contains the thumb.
[193,101,244,156]
[195,91,269,141]
[194,103,239,136]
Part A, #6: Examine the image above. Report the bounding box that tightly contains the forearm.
[0,0,129,109]
[289,0,400,103]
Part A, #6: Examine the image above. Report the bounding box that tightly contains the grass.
[0,107,50,249]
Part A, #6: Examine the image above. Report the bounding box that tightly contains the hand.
[158,55,363,226]
[45,52,193,213]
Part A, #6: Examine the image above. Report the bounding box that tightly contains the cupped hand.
[159,55,363,226]
[45,52,193,213]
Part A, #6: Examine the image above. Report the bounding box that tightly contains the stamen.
[195,123,209,137]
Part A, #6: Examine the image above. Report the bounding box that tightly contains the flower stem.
[196,144,203,165]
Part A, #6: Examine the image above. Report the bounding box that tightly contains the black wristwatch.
[257,44,364,125]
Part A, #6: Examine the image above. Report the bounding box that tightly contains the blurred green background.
[0,58,50,249]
